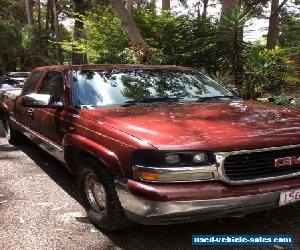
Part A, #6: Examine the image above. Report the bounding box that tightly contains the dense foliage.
[0,0,299,98]
[0,20,22,72]
[244,46,295,98]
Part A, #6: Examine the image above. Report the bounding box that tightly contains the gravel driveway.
[0,124,299,250]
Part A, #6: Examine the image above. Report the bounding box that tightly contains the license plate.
[279,189,300,206]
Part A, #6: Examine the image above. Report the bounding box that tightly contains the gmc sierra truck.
[1,64,300,231]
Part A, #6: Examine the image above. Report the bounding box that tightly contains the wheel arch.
[63,134,125,176]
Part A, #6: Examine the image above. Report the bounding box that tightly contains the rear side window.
[39,71,65,103]
[22,70,43,95]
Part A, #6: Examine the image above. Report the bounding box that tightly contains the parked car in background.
[0,72,30,90]
[2,65,300,232]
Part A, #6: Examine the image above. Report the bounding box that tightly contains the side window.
[39,71,65,103]
[23,70,43,95]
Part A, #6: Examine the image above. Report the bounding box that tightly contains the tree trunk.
[266,0,288,50]
[43,0,50,57]
[162,0,170,11]
[220,0,240,18]
[72,20,87,64]
[49,0,54,33]
[126,0,134,15]
[150,0,156,10]
[24,0,33,25]
[46,0,50,31]
[72,0,87,65]
[202,0,208,18]
[51,0,64,64]
[36,0,41,29]
[111,0,148,50]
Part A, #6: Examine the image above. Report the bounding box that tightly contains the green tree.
[216,8,250,87]
[0,20,22,72]
[279,4,300,51]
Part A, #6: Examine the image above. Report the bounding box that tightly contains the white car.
[0,72,30,90]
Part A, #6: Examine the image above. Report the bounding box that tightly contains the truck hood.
[79,100,300,151]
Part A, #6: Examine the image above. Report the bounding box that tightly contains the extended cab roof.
[33,64,197,72]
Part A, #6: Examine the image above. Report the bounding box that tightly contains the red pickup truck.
[1,64,300,231]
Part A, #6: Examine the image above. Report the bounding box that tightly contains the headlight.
[193,153,208,163]
[132,150,212,167]
[165,154,181,164]
[131,150,217,183]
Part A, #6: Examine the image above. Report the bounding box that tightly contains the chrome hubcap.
[84,173,106,211]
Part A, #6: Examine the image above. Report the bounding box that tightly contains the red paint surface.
[127,177,300,201]
[80,100,300,152]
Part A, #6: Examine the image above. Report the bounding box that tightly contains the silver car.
[0,72,30,90]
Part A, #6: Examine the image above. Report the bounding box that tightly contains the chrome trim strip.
[132,164,217,183]
[114,178,284,225]
[10,117,64,162]
[215,144,300,185]
[218,144,300,156]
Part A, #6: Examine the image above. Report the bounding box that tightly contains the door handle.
[27,108,35,118]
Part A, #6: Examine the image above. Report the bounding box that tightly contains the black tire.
[2,117,26,145]
[77,159,131,231]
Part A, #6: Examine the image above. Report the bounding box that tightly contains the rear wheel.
[77,159,131,231]
[2,117,26,145]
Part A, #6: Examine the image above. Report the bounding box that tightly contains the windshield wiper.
[197,95,236,102]
[121,97,181,107]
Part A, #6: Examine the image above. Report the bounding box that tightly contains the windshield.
[71,69,233,107]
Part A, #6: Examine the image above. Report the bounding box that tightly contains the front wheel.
[77,159,131,231]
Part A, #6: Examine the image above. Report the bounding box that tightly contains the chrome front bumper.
[115,178,289,225]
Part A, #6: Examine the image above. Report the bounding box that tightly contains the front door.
[33,70,66,146]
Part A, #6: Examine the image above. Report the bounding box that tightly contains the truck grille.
[223,147,300,181]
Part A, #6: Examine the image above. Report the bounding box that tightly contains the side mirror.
[231,88,242,98]
[21,93,64,109]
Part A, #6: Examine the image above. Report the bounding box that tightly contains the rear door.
[15,70,44,128]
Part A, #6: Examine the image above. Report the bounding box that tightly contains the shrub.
[243,46,295,99]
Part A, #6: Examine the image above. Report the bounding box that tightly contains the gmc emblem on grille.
[275,156,300,167]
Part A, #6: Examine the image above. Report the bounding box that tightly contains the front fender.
[63,133,125,176]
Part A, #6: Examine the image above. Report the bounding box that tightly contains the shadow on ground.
[0,123,77,202]
[17,143,78,200]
